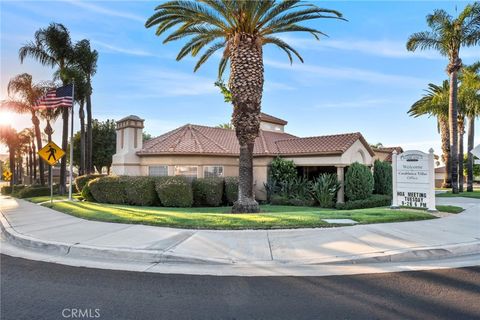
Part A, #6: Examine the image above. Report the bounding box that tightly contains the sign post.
[38,141,66,204]
[391,149,436,212]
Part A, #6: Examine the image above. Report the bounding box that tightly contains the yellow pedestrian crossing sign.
[38,141,65,166]
[2,169,12,181]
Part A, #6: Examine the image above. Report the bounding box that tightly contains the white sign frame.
[391,149,436,212]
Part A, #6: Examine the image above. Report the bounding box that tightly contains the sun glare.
[0,111,15,126]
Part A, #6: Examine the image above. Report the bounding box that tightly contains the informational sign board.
[38,141,65,166]
[2,169,12,181]
[470,144,480,165]
[391,149,436,211]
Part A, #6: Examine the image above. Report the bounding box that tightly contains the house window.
[149,165,168,176]
[204,166,224,177]
[174,166,198,180]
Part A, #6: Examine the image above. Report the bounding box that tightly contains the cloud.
[92,40,153,56]
[264,58,428,87]
[66,0,145,22]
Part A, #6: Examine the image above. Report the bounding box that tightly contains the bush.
[1,185,26,195]
[155,176,193,207]
[277,177,314,201]
[192,177,224,206]
[15,185,58,198]
[270,157,297,182]
[224,177,238,205]
[270,195,315,206]
[89,176,128,204]
[345,162,374,201]
[81,184,95,202]
[74,174,104,193]
[312,173,340,208]
[121,176,159,206]
[336,194,391,210]
[373,160,392,195]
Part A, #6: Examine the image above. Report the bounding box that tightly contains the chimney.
[111,115,144,176]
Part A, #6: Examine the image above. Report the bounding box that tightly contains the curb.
[2,208,480,267]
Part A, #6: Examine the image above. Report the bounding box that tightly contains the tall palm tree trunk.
[32,141,37,182]
[86,92,93,174]
[467,116,475,192]
[447,58,461,194]
[79,102,86,176]
[229,33,263,213]
[45,121,53,188]
[59,108,69,194]
[32,112,45,185]
[439,117,451,188]
[458,116,465,192]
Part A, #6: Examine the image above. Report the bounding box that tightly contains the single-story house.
[372,146,403,163]
[112,113,376,203]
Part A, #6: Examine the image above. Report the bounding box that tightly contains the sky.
[0,0,479,155]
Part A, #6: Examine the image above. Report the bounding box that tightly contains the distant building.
[112,113,376,203]
[372,146,403,163]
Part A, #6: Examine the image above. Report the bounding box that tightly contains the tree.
[216,123,233,129]
[72,39,98,174]
[408,81,451,187]
[0,126,18,186]
[1,73,51,185]
[459,62,480,191]
[19,22,75,194]
[72,119,116,174]
[407,3,480,193]
[145,1,345,212]
[143,132,153,142]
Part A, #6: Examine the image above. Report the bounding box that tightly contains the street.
[1,254,479,320]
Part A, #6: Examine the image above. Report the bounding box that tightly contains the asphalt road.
[1,254,479,320]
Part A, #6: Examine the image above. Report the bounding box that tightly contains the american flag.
[33,84,73,110]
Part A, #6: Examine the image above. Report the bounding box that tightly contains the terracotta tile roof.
[372,146,404,162]
[139,125,374,157]
[260,112,287,125]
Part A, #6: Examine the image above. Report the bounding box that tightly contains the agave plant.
[312,173,340,208]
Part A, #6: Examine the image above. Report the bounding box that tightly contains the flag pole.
[68,83,75,201]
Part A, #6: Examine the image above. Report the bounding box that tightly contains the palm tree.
[145,1,345,212]
[73,39,98,174]
[1,73,49,185]
[460,62,480,191]
[406,3,480,193]
[0,126,18,187]
[409,81,451,187]
[19,22,74,194]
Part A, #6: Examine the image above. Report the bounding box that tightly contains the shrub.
[270,195,315,206]
[122,176,159,206]
[224,177,238,205]
[270,157,297,183]
[336,194,391,210]
[155,176,193,207]
[277,176,314,201]
[312,173,340,208]
[81,184,95,202]
[74,174,104,193]
[1,185,26,195]
[373,160,392,195]
[15,185,58,198]
[345,162,374,201]
[89,176,128,204]
[192,177,224,206]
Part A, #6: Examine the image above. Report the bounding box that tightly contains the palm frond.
[194,41,226,72]
[263,36,303,63]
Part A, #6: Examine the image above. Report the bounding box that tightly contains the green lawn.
[24,196,436,230]
[436,190,480,199]
[435,205,464,214]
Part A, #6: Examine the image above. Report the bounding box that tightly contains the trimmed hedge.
[373,160,392,195]
[1,185,26,195]
[270,195,316,207]
[15,185,58,198]
[224,177,238,205]
[122,176,159,206]
[336,194,391,210]
[81,183,95,202]
[192,177,224,207]
[89,176,128,204]
[74,174,105,193]
[345,162,374,201]
[155,176,193,207]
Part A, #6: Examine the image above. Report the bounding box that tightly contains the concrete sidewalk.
[1,195,479,275]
